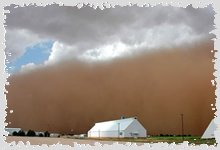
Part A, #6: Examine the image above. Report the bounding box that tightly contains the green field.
[111,136,217,145]
[64,136,217,145]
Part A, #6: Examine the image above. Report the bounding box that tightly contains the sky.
[5,4,216,135]
[5,4,215,73]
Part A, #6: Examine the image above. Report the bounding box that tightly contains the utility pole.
[99,129,100,139]
[181,114,184,140]
[47,124,49,132]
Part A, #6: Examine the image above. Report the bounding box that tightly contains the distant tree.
[39,133,44,137]
[27,130,36,136]
[12,131,18,136]
[160,134,164,137]
[188,134,191,137]
[17,130,25,136]
[44,131,50,137]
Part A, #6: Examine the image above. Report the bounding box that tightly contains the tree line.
[12,130,50,137]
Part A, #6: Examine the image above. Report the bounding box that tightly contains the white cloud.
[81,42,129,61]
[20,63,38,73]
[44,41,79,65]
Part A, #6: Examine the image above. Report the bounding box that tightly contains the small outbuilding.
[201,119,216,139]
[88,117,147,138]
[5,128,21,135]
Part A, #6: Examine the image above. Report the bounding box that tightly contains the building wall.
[88,130,124,138]
[124,120,147,138]
[201,119,216,139]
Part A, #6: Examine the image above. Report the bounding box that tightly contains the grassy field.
[63,136,217,145]
[114,136,216,145]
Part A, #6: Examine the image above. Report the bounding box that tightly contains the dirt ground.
[5,136,145,147]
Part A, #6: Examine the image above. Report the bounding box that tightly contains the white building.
[50,133,60,137]
[201,119,216,139]
[88,117,147,138]
[5,128,21,135]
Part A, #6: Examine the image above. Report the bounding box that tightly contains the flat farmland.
[5,136,216,147]
[5,136,144,147]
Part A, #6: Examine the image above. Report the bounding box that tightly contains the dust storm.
[5,40,216,136]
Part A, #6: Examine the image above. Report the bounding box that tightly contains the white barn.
[201,119,216,139]
[88,117,147,138]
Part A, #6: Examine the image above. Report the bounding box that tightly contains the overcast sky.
[4,4,215,73]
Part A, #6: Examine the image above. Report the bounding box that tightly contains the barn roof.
[89,117,138,131]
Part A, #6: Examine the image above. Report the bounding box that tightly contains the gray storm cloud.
[5,4,215,63]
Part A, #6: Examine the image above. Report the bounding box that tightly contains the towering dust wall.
[6,41,216,135]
